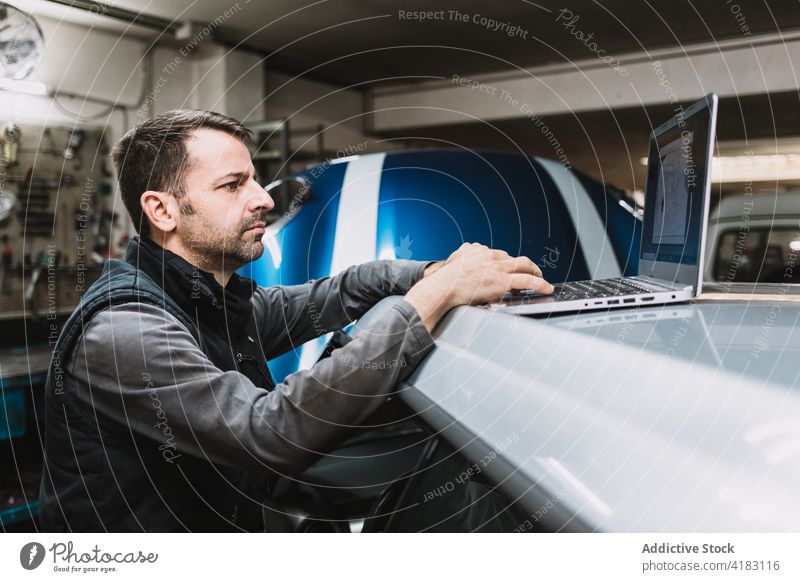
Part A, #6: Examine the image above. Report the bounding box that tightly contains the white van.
[704,192,800,284]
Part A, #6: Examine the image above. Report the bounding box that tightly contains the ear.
[140,190,178,234]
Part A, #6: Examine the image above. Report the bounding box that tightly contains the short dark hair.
[111,110,252,237]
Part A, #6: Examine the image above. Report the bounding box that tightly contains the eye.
[222,181,240,192]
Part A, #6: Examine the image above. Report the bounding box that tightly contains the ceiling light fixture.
[0,76,49,96]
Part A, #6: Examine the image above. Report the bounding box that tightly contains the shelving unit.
[0,344,50,530]
[246,119,327,219]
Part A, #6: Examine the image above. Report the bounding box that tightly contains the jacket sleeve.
[253,259,433,359]
[67,299,435,476]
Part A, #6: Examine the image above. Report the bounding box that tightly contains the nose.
[248,180,275,213]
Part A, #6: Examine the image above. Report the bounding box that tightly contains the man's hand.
[406,243,554,332]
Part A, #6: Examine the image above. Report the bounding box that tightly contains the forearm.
[256,259,436,357]
[404,283,454,333]
[423,260,444,278]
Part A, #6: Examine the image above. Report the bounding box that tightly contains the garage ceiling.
[24,0,800,86]
[18,0,800,194]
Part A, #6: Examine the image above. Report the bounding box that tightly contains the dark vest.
[39,236,276,531]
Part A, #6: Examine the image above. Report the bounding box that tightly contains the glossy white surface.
[403,299,800,532]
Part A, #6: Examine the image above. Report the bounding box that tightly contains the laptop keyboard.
[518,278,655,301]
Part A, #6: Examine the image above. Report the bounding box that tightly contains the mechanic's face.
[176,129,274,270]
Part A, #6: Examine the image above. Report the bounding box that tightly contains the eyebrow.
[212,171,249,185]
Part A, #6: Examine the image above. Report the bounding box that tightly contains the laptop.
[492,93,718,315]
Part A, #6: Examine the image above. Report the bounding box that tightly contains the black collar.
[126,235,255,329]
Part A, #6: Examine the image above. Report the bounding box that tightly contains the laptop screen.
[639,94,717,289]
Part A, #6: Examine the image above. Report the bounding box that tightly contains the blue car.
[244,149,642,382]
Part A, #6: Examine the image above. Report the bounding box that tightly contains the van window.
[714,227,800,283]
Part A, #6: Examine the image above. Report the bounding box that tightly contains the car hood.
[404,296,800,531]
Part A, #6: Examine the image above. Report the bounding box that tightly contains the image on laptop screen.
[640,102,713,269]
[651,130,692,246]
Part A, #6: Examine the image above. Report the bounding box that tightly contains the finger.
[527,258,543,278]
[491,249,510,260]
[501,256,543,278]
[507,274,554,294]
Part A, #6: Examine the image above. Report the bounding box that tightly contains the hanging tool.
[2,123,21,166]
[63,128,84,160]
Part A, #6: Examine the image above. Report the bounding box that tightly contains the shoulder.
[79,301,198,352]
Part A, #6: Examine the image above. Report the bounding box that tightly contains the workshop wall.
[0,124,111,320]
[0,15,266,241]
[264,71,387,157]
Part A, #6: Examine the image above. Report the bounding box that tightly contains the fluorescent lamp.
[712,154,800,183]
[0,77,50,96]
[639,154,800,183]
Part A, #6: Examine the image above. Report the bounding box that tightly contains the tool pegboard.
[0,122,124,268]
[0,122,124,319]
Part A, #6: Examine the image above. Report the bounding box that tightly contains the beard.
[178,204,266,273]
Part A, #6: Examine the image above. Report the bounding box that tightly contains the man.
[39,110,553,532]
